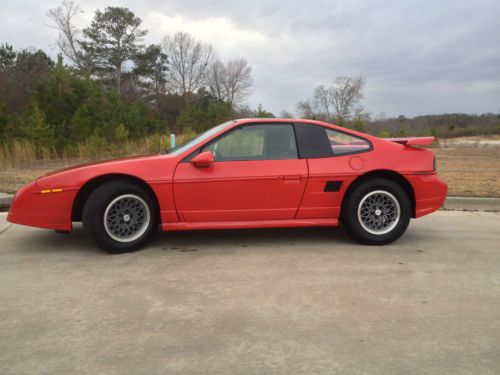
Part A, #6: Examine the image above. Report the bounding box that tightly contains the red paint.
[162,218,338,231]
[7,119,447,233]
[349,156,364,170]
[386,137,435,146]
[174,158,308,222]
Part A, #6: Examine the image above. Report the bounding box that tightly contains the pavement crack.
[0,224,13,236]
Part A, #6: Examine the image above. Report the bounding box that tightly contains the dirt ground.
[0,144,499,197]
[434,146,500,197]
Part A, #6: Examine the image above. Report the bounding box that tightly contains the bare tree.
[223,58,252,105]
[329,76,365,122]
[162,32,212,95]
[206,56,252,105]
[205,56,225,100]
[313,85,332,119]
[47,0,85,69]
[279,110,294,118]
[297,76,365,123]
[296,100,316,119]
[296,97,330,121]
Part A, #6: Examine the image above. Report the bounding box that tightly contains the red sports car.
[8,119,447,253]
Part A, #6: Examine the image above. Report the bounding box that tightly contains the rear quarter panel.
[296,138,436,219]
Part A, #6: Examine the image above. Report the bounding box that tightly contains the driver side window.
[202,124,298,161]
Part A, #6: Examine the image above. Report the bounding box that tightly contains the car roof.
[233,118,380,143]
[235,118,336,127]
[173,117,379,159]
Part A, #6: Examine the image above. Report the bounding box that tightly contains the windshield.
[163,120,236,156]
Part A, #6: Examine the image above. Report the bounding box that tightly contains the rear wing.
[385,137,435,146]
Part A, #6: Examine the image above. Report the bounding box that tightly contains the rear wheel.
[83,181,158,253]
[341,178,410,245]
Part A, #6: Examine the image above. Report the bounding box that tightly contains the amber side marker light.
[40,189,63,194]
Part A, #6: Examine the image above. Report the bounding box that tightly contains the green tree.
[253,104,274,118]
[0,48,53,114]
[177,90,232,133]
[80,7,147,95]
[69,82,105,142]
[0,43,16,71]
[34,57,98,147]
[133,44,168,104]
[0,102,11,140]
[20,101,55,149]
[104,91,155,138]
[13,49,53,78]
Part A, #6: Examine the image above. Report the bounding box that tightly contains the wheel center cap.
[375,209,382,216]
[123,214,131,222]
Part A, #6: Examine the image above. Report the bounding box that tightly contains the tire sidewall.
[342,179,411,245]
[84,182,157,253]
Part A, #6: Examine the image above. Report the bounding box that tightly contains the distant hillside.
[364,113,500,138]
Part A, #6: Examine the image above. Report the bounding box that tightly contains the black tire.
[341,178,411,245]
[82,181,158,253]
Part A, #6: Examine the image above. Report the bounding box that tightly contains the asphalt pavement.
[1,211,499,374]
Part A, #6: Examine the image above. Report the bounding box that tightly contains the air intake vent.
[324,181,342,192]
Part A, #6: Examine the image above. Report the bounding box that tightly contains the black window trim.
[182,122,299,163]
[293,122,373,159]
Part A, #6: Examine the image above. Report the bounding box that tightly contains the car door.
[173,123,308,222]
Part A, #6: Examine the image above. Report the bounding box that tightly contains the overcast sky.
[1,0,499,117]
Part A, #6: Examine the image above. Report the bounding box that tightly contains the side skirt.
[162,218,338,231]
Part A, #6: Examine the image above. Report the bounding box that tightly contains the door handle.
[282,175,302,180]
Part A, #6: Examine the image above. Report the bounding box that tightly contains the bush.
[84,132,108,160]
[352,118,365,132]
[377,129,392,138]
[115,124,129,143]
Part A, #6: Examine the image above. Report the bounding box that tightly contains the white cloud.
[144,12,268,57]
[0,0,498,116]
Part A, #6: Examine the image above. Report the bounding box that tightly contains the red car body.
[8,119,447,235]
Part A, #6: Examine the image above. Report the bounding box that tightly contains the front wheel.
[341,178,411,245]
[83,181,158,253]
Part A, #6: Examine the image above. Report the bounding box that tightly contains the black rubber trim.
[324,181,343,192]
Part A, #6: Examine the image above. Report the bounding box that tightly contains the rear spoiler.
[385,137,435,146]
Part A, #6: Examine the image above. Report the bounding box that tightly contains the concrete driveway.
[1,211,499,374]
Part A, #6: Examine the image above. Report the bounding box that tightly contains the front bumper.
[7,181,76,231]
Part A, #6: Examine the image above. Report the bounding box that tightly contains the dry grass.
[0,133,193,193]
[1,141,499,197]
[434,146,500,197]
[0,159,79,193]
[0,133,196,170]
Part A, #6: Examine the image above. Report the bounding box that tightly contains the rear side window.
[294,123,371,158]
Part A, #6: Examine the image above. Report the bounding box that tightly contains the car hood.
[35,152,181,190]
[39,154,160,178]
